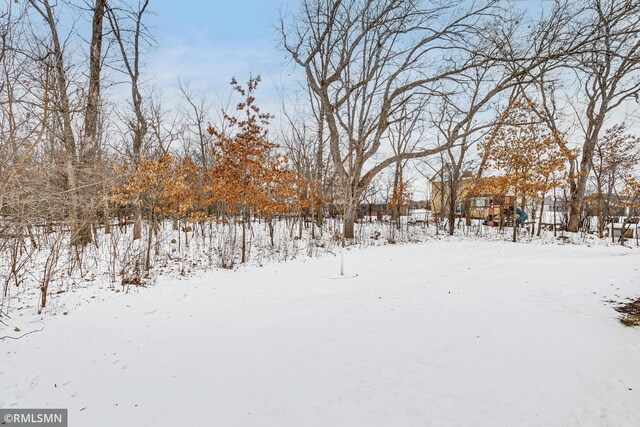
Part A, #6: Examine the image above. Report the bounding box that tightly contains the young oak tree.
[207,77,297,263]
[112,155,198,270]
[479,99,572,242]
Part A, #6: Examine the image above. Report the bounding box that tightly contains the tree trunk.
[268,220,274,247]
[76,210,93,246]
[241,217,247,263]
[521,197,527,236]
[40,285,48,310]
[531,204,536,237]
[103,195,111,234]
[315,103,325,228]
[448,193,456,236]
[447,173,458,236]
[299,213,303,239]
[145,209,154,271]
[448,206,455,235]
[597,198,604,239]
[391,161,401,228]
[343,202,356,239]
[553,191,557,237]
[464,200,471,227]
[32,0,88,247]
[568,170,588,232]
[569,127,604,232]
[316,203,324,228]
[512,193,518,243]
[67,160,89,246]
[133,198,142,240]
[76,0,106,246]
[537,197,545,237]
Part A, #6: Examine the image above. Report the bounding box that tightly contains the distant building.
[431,175,516,219]
[430,175,473,217]
[408,200,428,210]
[430,174,524,221]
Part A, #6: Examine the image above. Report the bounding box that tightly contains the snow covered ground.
[2,240,639,426]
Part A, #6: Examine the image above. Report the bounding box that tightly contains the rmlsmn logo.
[0,409,67,427]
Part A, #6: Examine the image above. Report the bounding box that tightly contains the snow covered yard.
[1,241,639,427]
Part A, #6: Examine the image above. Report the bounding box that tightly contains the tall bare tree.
[106,0,151,240]
[178,79,213,171]
[27,0,106,246]
[280,0,501,238]
[566,0,640,232]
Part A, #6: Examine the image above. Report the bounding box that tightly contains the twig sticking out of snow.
[0,321,45,340]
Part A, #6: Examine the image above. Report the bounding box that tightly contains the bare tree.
[388,103,425,229]
[591,123,640,238]
[81,0,106,164]
[106,0,152,240]
[148,89,180,157]
[277,87,333,230]
[280,0,502,239]
[0,3,50,213]
[79,0,107,242]
[27,0,107,246]
[178,79,213,170]
[566,0,640,232]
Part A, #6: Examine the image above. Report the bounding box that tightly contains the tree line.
[1,0,640,308]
